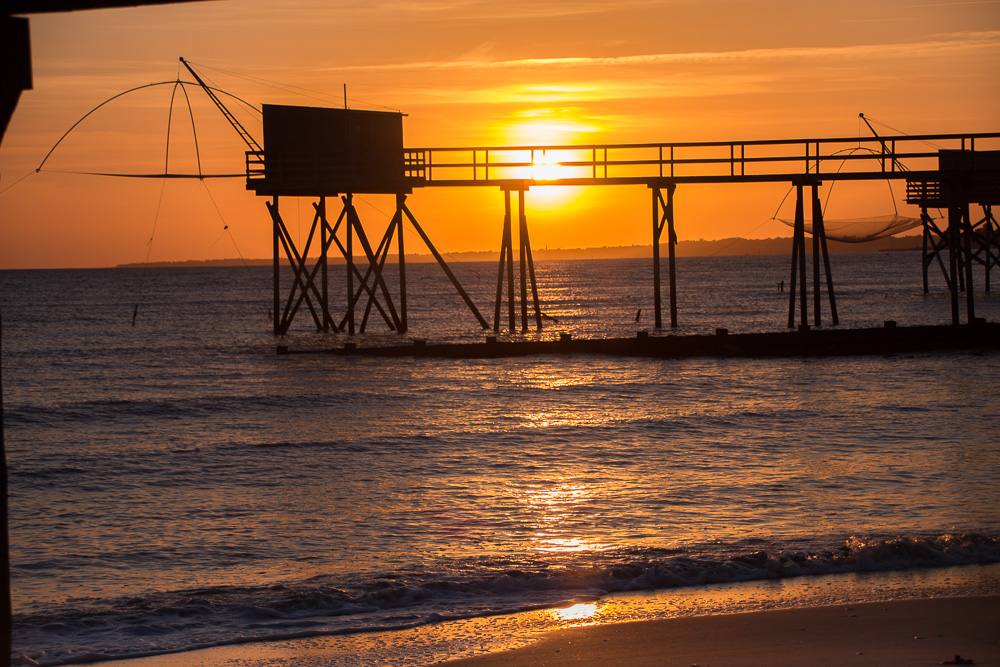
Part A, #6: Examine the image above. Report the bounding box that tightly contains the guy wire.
[201,180,271,320]
[132,178,168,326]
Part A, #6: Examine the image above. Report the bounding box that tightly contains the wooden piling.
[652,187,662,329]
[345,194,354,335]
[962,202,976,323]
[948,205,960,325]
[400,202,489,329]
[667,184,677,328]
[518,189,528,332]
[396,195,408,332]
[519,190,543,329]
[272,196,280,336]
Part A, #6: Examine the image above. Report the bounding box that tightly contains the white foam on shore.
[103,562,1000,667]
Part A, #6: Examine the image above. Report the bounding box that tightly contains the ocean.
[2,251,999,666]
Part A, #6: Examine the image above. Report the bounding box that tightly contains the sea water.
[1,252,999,666]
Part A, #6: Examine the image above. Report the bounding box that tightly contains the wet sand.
[444,596,999,667]
[103,596,998,666]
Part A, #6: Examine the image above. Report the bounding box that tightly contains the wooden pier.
[244,114,999,341]
[169,66,999,346]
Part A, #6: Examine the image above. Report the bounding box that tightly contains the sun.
[495,114,600,207]
[531,150,569,182]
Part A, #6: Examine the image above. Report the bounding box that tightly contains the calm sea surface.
[2,252,999,665]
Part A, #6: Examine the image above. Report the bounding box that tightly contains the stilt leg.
[788,185,804,328]
[962,202,975,323]
[948,205,960,325]
[812,187,821,327]
[652,187,662,329]
[272,196,280,335]
[396,195,408,333]
[814,188,838,326]
[519,190,528,332]
[667,185,677,328]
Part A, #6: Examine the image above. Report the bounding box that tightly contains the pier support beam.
[398,196,490,331]
[267,195,337,336]
[337,194,402,335]
[969,204,998,292]
[788,181,837,328]
[921,208,952,295]
[651,182,677,329]
[494,184,542,332]
[788,185,806,328]
[267,194,489,336]
[924,203,986,325]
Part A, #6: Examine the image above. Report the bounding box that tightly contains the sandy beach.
[102,595,998,667]
[444,596,999,667]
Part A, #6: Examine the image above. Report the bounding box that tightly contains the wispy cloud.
[905,1,1000,6]
[315,31,1000,74]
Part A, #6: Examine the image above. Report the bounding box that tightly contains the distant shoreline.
[115,235,922,268]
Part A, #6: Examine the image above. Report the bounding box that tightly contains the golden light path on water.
[519,475,609,555]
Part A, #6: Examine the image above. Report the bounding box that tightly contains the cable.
[186,60,337,105]
[186,60,401,112]
[706,217,779,257]
[201,180,271,319]
[36,80,260,175]
[40,170,243,178]
[0,170,34,196]
[863,114,945,151]
[131,178,168,326]
[178,80,203,179]
[164,81,178,174]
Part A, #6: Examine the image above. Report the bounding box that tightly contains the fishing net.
[776,214,924,243]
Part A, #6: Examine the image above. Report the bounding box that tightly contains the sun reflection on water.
[536,536,596,553]
[518,482,609,555]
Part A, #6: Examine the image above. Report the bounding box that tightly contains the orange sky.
[1,0,998,268]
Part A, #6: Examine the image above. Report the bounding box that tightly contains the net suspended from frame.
[776,214,924,243]
[772,136,930,243]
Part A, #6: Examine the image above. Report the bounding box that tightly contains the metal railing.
[246,132,1000,192]
[402,132,1000,186]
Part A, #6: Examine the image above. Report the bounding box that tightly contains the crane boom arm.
[180,57,261,153]
[859,112,907,172]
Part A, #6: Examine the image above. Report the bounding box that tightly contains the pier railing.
[401,132,1000,187]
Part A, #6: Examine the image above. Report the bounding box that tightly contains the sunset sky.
[1,0,998,269]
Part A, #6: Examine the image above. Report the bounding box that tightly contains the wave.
[13,531,1000,666]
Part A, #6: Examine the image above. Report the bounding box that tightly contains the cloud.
[397,74,773,106]
[315,31,1000,74]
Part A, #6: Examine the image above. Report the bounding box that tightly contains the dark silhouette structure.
[239,104,999,337]
[242,101,489,336]
[909,150,1000,324]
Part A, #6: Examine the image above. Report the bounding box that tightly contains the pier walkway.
[246,124,999,341]
[190,80,999,343]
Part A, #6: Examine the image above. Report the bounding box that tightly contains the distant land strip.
[115,234,922,268]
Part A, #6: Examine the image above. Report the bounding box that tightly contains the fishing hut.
[908,149,1000,324]
[245,104,488,337]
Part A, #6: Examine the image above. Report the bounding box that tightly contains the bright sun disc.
[531,152,566,181]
